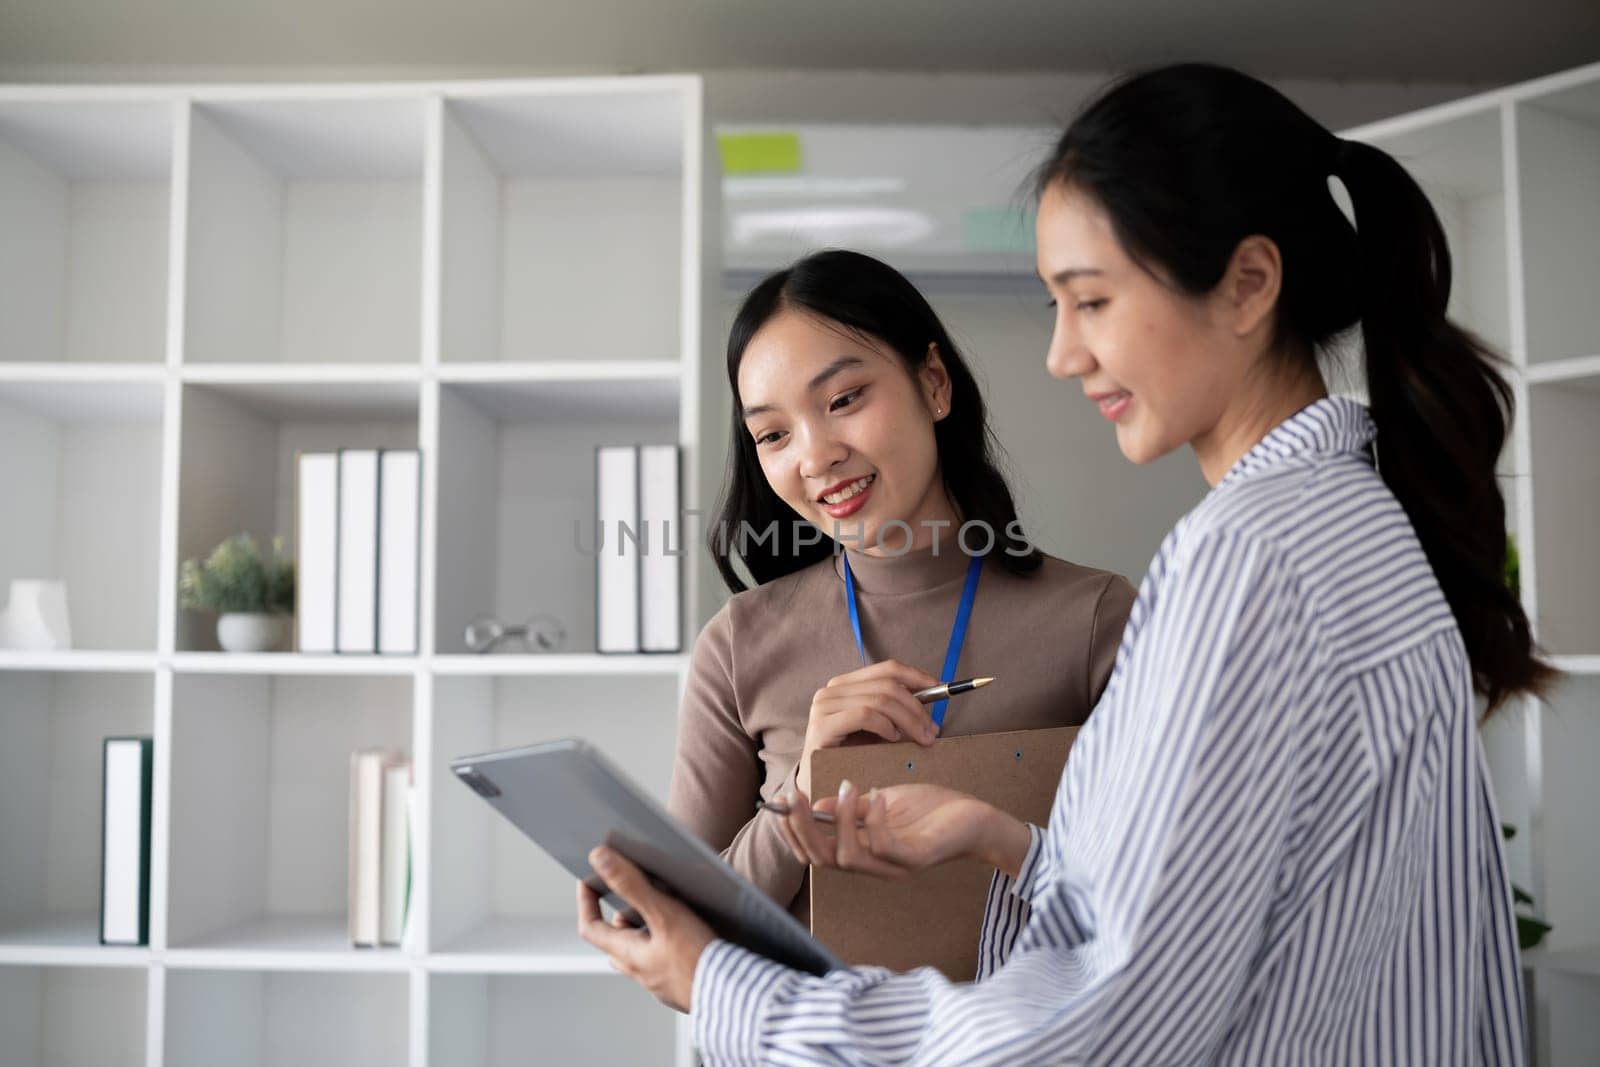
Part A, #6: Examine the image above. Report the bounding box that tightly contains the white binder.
[296,452,339,653]
[596,445,640,653]
[378,450,421,655]
[639,444,681,653]
[336,449,380,653]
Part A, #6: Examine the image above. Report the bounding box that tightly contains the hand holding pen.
[911,676,994,703]
[795,658,995,797]
[762,674,991,827]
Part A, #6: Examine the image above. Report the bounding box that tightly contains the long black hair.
[1034,63,1551,713]
[710,250,1042,593]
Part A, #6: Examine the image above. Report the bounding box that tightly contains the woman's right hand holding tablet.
[797,659,942,795]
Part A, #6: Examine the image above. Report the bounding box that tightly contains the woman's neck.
[1193,361,1328,487]
[839,534,978,594]
[860,482,962,557]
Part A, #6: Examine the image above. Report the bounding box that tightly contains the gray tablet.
[450,738,843,977]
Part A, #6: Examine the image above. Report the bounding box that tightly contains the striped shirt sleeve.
[975,823,1046,981]
[692,530,1330,1065]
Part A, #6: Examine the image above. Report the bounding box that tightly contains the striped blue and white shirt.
[691,397,1525,1065]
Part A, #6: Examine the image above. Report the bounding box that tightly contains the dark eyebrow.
[1047,268,1105,285]
[741,355,866,420]
[807,354,865,392]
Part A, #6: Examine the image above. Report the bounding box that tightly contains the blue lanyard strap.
[842,553,984,729]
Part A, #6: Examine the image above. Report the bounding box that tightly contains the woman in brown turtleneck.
[667,250,1135,919]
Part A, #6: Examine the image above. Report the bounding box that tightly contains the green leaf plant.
[179,534,295,616]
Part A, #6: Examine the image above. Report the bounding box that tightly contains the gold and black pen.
[756,675,996,825]
[912,675,993,703]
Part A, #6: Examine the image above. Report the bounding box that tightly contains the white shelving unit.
[0,75,713,1067]
[1345,61,1600,1066]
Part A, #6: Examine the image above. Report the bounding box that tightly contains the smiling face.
[1034,181,1297,482]
[737,308,958,554]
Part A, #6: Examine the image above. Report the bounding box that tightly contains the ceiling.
[0,0,1594,86]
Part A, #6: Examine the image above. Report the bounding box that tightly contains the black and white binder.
[639,444,682,653]
[378,449,421,656]
[337,449,380,654]
[596,445,640,653]
[296,451,339,653]
[100,737,153,946]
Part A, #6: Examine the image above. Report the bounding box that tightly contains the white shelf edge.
[0,651,688,678]
[161,948,414,974]
[0,651,159,673]
[0,85,189,103]
[0,941,624,976]
[1341,95,1505,144]
[0,76,703,110]
[1550,655,1600,675]
[168,652,420,676]
[437,360,682,383]
[0,363,168,383]
[1338,59,1600,143]
[166,362,685,386]
[0,913,152,967]
[179,363,424,385]
[182,75,701,105]
[430,653,688,676]
[1523,353,1600,384]
[435,75,702,101]
[0,944,154,968]
[422,953,613,975]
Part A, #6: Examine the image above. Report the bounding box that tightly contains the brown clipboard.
[808,726,1076,981]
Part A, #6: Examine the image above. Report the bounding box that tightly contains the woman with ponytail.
[579,64,1550,1065]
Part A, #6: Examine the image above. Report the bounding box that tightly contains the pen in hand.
[912,675,993,703]
[757,798,859,827]
[760,676,995,825]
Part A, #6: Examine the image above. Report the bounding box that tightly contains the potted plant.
[180,534,295,652]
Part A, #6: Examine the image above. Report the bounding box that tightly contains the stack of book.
[596,443,682,654]
[348,748,412,948]
[297,449,421,654]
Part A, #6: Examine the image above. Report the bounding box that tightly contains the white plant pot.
[0,579,72,651]
[217,613,287,653]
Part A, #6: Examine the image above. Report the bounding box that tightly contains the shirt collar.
[1216,395,1377,490]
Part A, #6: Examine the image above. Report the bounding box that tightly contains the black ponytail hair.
[1035,63,1552,713]
[710,250,1042,593]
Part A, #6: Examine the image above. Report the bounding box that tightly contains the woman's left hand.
[576,846,716,1013]
[780,781,1027,880]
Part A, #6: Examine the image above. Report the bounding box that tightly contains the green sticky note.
[718,132,802,174]
[963,207,1036,253]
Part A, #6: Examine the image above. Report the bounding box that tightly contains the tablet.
[450,738,843,977]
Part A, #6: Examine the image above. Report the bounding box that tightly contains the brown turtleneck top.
[667,545,1136,918]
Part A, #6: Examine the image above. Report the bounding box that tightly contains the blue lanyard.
[841,554,983,729]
